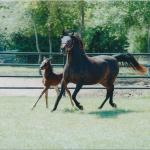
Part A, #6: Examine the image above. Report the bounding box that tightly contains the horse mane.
[71,35,85,51]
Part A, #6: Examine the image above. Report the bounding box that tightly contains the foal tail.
[114,53,148,75]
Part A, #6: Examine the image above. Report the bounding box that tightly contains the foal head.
[40,57,53,71]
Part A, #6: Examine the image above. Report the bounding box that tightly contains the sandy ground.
[0,77,149,98]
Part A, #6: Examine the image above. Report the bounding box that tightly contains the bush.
[126,26,148,53]
[84,26,127,53]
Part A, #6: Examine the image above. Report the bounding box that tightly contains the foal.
[32,57,74,110]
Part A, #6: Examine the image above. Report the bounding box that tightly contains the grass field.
[0,95,150,149]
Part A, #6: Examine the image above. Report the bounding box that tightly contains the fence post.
[148,27,150,76]
[63,53,66,67]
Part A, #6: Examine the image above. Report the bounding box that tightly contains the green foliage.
[0,0,150,57]
[84,26,127,53]
[127,26,148,53]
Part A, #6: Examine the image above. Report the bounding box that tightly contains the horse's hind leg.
[98,89,110,109]
[99,84,116,109]
[109,85,117,108]
[72,82,83,110]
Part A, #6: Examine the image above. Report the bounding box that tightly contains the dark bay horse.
[32,57,74,110]
[52,35,148,111]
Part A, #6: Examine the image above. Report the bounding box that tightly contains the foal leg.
[64,85,74,107]
[54,85,65,97]
[51,82,65,112]
[72,82,83,110]
[45,89,48,108]
[54,85,60,96]
[31,86,49,110]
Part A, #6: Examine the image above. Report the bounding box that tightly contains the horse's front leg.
[31,86,49,110]
[72,82,83,110]
[51,81,65,112]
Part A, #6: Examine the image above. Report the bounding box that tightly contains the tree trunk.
[48,25,52,58]
[148,26,150,76]
[33,22,42,64]
[79,0,85,38]
[47,1,53,58]
[148,26,150,53]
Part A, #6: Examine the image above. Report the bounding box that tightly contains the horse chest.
[64,66,89,84]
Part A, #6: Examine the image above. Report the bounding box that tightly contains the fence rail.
[0,87,150,90]
[0,52,150,55]
[0,75,149,78]
[0,52,150,90]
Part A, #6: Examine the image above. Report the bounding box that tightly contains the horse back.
[43,73,63,86]
[92,55,119,82]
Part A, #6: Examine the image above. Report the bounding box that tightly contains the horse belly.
[43,77,61,86]
[68,67,105,85]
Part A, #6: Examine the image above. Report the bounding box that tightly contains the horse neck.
[66,44,84,65]
[44,64,53,79]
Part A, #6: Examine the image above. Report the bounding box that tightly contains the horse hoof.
[51,108,56,112]
[98,105,103,109]
[111,103,117,108]
[79,105,83,110]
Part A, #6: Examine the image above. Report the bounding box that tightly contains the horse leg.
[54,85,60,96]
[45,89,48,108]
[31,86,49,110]
[109,85,117,108]
[72,82,83,110]
[54,85,65,97]
[98,89,110,109]
[64,85,74,107]
[51,81,65,112]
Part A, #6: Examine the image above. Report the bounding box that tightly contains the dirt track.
[0,77,149,97]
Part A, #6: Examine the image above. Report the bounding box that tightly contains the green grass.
[0,95,150,149]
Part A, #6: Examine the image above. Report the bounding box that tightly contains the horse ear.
[62,29,68,36]
[43,56,47,60]
[48,57,52,62]
[71,32,74,36]
[62,29,65,35]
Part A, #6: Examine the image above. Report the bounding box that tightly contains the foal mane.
[47,60,53,72]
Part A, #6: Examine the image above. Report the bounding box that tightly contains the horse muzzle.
[39,68,42,75]
[66,48,72,53]
[60,47,66,55]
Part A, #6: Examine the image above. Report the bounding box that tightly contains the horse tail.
[114,53,148,75]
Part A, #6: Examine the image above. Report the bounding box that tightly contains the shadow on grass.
[88,109,138,119]
[62,107,80,113]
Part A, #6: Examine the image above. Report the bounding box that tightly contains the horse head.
[60,31,84,54]
[39,57,52,74]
